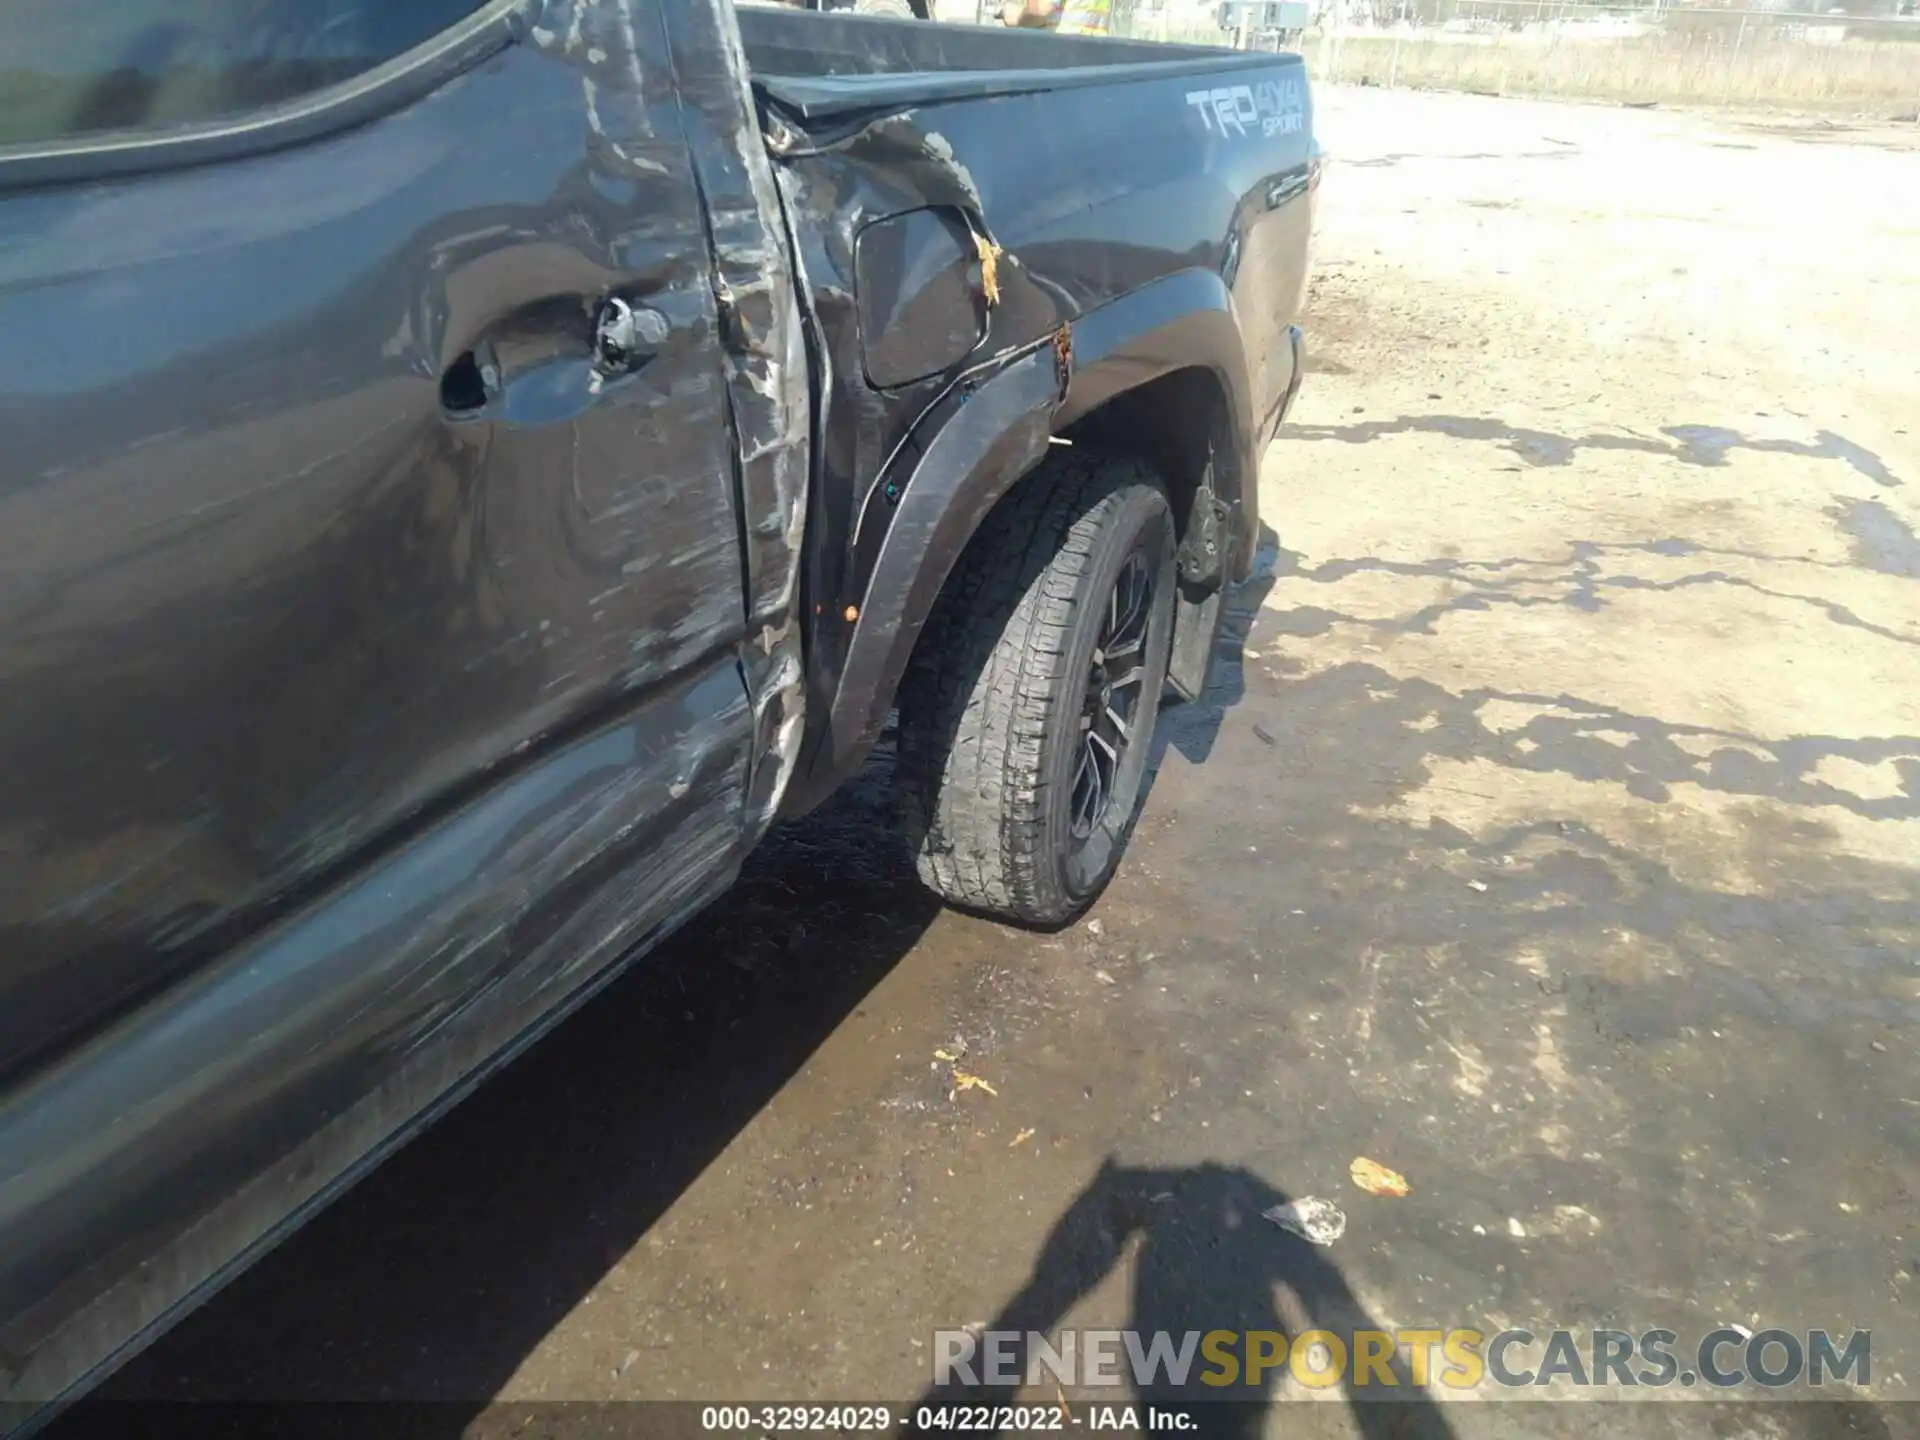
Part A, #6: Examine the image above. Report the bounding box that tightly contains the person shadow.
[914,1159,1458,1440]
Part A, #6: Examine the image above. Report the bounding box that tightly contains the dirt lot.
[92,88,1918,1437]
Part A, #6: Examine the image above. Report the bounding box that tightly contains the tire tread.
[897,450,1168,922]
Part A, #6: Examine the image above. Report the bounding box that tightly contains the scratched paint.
[658,0,813,835]
[0,2,763,1400]
[0,660,754,1413]
[0,8,750,1085]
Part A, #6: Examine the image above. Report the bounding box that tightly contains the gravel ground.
[90,87,1919,1439]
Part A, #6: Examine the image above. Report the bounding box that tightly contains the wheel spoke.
[1073,734,1107,834]
[1072,545,1158,840]
[1106,560,1149,652]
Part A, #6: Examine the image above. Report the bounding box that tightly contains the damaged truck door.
[0,0,782,1419]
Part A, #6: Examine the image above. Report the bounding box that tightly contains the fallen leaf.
[952,1069,999,1097]
[1350,1156,1411,1197]
[970,227,1002,306]
[1093,969,1116,986]
[1009,1128,1035,1147]
[933,1048,961,1063]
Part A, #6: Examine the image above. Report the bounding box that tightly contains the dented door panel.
[0,10,745,1078]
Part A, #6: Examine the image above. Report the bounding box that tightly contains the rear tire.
[897,452,1178,925]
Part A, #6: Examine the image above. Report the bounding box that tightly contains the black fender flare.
[1058,271,1255,486]
[786,269,1261,815]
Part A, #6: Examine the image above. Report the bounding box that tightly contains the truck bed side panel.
[764,51,1314,801]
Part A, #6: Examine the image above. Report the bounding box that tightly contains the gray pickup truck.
[0,0,1316,1424]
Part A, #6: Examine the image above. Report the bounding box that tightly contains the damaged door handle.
[591,296,670,376]
[440,295,669,421]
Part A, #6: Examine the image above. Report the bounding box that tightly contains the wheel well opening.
[1056,367,1236,554]
[892,367,1241,756]
[1055,368,1239,702]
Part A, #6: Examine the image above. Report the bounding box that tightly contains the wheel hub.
[1086,659,1113,710]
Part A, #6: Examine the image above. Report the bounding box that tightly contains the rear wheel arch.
[1063,367,1239,553]
[786,279,1263,815]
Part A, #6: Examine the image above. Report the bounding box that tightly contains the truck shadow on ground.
[74,542,1281,1425]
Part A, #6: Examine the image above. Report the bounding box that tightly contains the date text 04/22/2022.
[915,1405,1193,1432]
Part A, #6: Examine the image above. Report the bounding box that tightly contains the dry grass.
[1301,33,1920,113]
